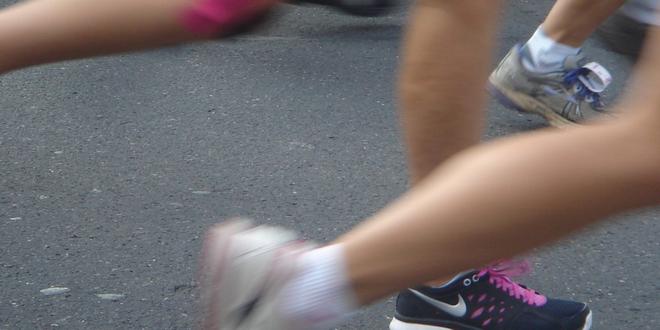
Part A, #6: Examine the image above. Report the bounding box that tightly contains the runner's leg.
[0,0,275,74]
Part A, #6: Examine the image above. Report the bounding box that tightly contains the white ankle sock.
[522,26,581,73]
[279,244,357,330]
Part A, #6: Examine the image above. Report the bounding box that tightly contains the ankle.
[522,26,581,73]
[279,245,357,329]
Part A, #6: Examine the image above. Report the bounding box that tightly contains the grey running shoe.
[596,10,649,60]
[489,44,612,127]
[198,219,312,330]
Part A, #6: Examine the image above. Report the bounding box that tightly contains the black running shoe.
[296,0,395,17]
[390,262,592,330]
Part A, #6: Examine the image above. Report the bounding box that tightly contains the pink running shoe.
[390,261,593,330]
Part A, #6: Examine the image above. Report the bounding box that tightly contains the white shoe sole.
[390,310,593,330]
[390,318,452,330]
[488,77,578,128]
[582,311,593,330]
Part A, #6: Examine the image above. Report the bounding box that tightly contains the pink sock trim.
[181,0,251,35]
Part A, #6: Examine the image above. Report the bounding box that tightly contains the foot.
[390,262,592,330]
[197,219,312,330]
[596,10,649,60]
[296,0,396,17]
[489,44,612,127]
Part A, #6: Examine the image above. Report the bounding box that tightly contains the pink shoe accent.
[471,307,484,319]
[181,0,273,35]
[478,260,547,307]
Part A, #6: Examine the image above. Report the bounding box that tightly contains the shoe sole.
[390,318,453,330]
[488,78,578,129]
[582,311,593,330]
[389,311,592,330]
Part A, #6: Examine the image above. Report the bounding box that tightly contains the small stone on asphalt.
[95,293,125,301]
[40,287,70,296]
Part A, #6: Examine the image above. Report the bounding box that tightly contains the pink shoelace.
[478,260,547,307]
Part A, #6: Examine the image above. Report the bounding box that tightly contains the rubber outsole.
[390,318,452,330]
[582,311,593,330]
[487,79,577,128]
[389,311,593,330]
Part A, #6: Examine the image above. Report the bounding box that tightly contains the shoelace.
[478,260,547,307]
[563,68,605,111]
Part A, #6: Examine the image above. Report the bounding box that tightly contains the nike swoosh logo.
[409,289,467,318]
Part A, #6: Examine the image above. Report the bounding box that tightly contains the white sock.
[620,0,660,26]
[279,244,358,330]
[522,26,581,73]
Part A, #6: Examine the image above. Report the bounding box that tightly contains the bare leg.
[399,0,501,185]
[340,26,660,304]
[543,0,627,46]
[399,0,629,290]
[401,0,629,206]
[401,0,628,199]
[0,0,274,74]
[399,1,623,288]
[197,4,659,329]
[397,1,502,286]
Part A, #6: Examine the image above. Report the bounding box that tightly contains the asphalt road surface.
[1,0,658,329]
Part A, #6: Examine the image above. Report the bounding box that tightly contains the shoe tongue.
[577,62,612,93]
[429,271,478,290]
[563,53,612,93]
[562,53,586,70]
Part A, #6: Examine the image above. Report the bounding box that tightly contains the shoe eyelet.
[472,274,480,282]
[463,278,472,286]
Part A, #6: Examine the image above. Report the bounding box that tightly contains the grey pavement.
[0,0,658,329]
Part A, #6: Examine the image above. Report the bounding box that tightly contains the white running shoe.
[198,219,312,330]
